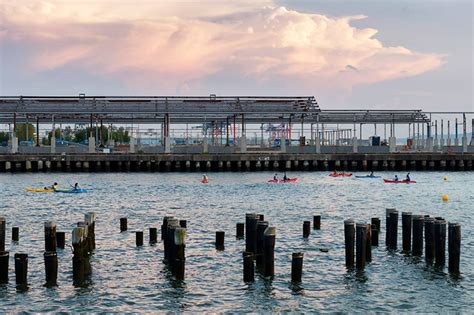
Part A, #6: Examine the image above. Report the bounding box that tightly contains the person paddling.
[50,182,58,191]
[273,173,278,180]
[369,171,374,177]
[74,183,80,190]
[283,172,289,181]
[394,175,399,181]
[406,173,411,181]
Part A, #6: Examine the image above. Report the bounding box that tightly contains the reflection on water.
[0,171,472,312]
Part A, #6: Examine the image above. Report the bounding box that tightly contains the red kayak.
[267,178,298,183]
[383,179,416,184]
[328,173,352,177]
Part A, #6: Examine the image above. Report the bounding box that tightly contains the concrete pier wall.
[0,152,473,172]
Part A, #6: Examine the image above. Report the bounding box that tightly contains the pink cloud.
[1,1,443,93]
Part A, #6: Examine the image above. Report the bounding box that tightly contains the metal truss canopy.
[0,95,429,124]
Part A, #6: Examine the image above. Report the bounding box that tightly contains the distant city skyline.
[0,0,472,112]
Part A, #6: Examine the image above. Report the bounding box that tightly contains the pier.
[0,95,473,172]
[0,152,472,172]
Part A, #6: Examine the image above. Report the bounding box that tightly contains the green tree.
[112,127,130,144]
[61,126,75,142]
[43,129,62,145]
[73,128,89,143]
[0,132,9,144]
[14,123,35,142]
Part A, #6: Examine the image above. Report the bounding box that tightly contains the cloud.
[0,0,443,93]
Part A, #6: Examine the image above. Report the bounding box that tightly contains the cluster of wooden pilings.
[119,217,187,280]
[0,213,96,289]
[344,209,462,274]
[228,214,321,283]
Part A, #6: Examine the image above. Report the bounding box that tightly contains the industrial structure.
[0,95,473,172]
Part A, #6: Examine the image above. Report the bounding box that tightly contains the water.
[0,172,473,312]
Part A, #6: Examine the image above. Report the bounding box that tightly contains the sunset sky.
[0,0,472,111]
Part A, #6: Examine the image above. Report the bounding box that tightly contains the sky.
[0,0,472,112]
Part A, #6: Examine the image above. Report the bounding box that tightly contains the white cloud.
[0,0,443,93]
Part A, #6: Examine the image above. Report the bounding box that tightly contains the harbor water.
[0,172,473,312]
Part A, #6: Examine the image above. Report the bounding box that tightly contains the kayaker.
[50,182,58,190]
[74,183,79,190]
[394,175,399,181]
[333,170,337,175]
[273,173,278,180]
[202,174,208,183]
[406,173,411,181]
[370,171,374,177]
[283,172,288,181]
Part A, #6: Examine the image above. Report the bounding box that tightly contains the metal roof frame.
[0,95,430,124]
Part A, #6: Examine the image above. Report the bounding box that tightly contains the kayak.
[355,175,381,179]
[201,179,209,184]
[25,187,54,193]
[267,178,298,183]
[383,179,416,184]
[328,173,352,177]
[54,188,88,193]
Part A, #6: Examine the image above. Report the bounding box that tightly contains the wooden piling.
[14,253,28,287]
[44,221,57,252]
[174,227,186,280]
[371,217,381,232]
[161,216,174,240]
[291,252,304,283]
[371,225,379,247]
[77,222,91,254]
[366,224,372,262]
[412,215,424,256]
[43,251,58,287]
[434,219,447,267]
[387,209,398,249]
[0,251,8,283]
[344,219,355,268]
[0,218,5,251]
[303,221,311,238]
[120,217,127,232]
[402,212,412,253]
[263,227,276,278]
[313,215,321,230]
[72,226,89,285]
[165,219,179,265]
[256,221,269,272]
[424,217,435,264]
[448,223,461,274]
[243,252,255,282]
[356,223,367,270]
[245,213,259,254]
[136,231,144,247]
[85,212,96,250]
[215,231,225,250]
[385,209,395,246]
[149,228,158,244]
[258,214,264,221]
[56,232,65,249]
[236,223,244,239]
[12,227,19,242]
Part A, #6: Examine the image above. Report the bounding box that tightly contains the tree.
[112,127,130,144]
[14,123,35,142]
[0,132,9,144]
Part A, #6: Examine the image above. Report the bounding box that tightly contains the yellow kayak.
[25,187,54,193]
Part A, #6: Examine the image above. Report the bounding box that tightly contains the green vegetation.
[0,131,9,143]
[15,123,35,142]
[42,125,131,145]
